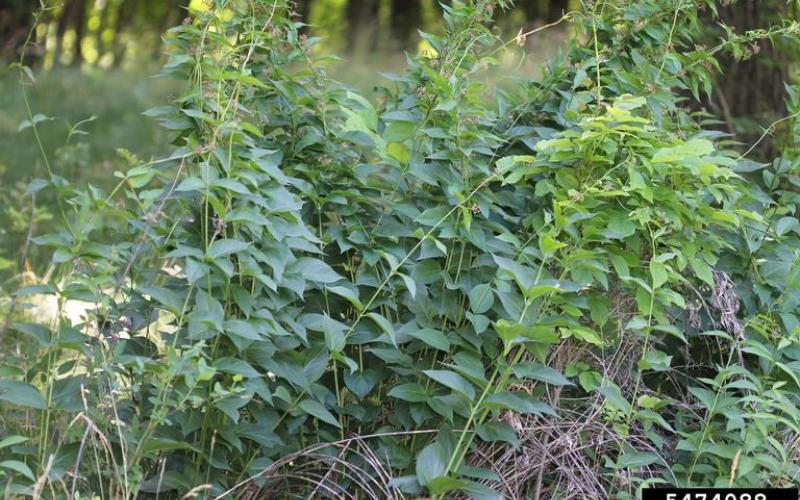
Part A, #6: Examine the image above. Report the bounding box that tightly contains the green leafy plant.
[2,0,800,498]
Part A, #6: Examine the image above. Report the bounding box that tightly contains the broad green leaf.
[398,272,417,299]
[512,362,573,386]
[775,216,798,236]
[687,387,718,413]
[476,420,520,449]
[388,383,428,402]
[141,438,202,454]
[344,369,379,399]
[416,441,447,487]
[638,350,672,372]
[689,258,714,287]
[649,260,668,288]
[468,284,494,315]
[214,358,260,378]
[428,476,468,496]
[493,256,538,292]
[0,460,35,481]
[617,451,661,469]
[495,155,534,174]
[561,326,603,347]
[327,286,364,310]
[291,257,343,284]
[366,312,396,347]
[652,139,714,163]
[384,121,416,142]
[0,380,45,410]
[460,480,504,500]
[140,286,184,314]
[207,239,250,259]
[408,329,450,351]
[423,370,475,400]
[0,436,28,450]
[12,323,51,347]
[322,314,347,352]
[597,383,631,413]
[538,233,565,256]
[223,320,262,340]
[215,394,251,423]
[482,392,557,416]
[299,399,341,428]
[496,320,558,354]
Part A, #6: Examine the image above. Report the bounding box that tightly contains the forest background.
[0,0,796,281]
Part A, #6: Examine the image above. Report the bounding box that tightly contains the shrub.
[2,0,800,498]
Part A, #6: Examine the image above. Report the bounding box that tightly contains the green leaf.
[299,399,341,428]
[512,362,573,386]
[316,316,343,353]
[775,216,798,236]
[326,286,364,311]
[496,320,559,353]
[460,480,504,500]
[408,329,450,351]
[428,476,468,496]
[343,369,379,399]
[482,392,556,417]
[493,256,538,292]
[0,436,28,450]
[0,460,35,481]
[0,380,45,410]
[688,387,718,413]
[214,358,260,378]
[604,217,636,240]
[207,239,250,259]
[292,257,343,284]
[597,383,631,413]
[384,121,416,142]
[423,370,475,400]
[12,322,51,347]
[617,451,661,469]
[638,350,672,372]
[18,113,52,132]
[223,320,262,340]
[649,260,668,288]
[614,95,647,110]
[562,326,603,347]
[398,273,417,299]
[141,438,202,454]
[388,383,428,402]
[468,284,494,314]
[652,138,714,163]
[496,155,534,174]
[476,420,520,449]
[538,233,565,256]
[366,312,396,347]
[416,441,447,487]
[689,258,714,287]
[140,286,184,314]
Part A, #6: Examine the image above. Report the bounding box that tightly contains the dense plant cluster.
[2,0,800,498]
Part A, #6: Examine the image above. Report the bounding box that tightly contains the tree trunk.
[0,0,38,63]
[713,0,789,158]
[296,0,312,29]
[112,0,138,67]
[519,0,542,22]
[71,0,87,66]
[547,0,568,22]
[345,0,380,53]
[389,0,421,51]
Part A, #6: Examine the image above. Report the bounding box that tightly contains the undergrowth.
[2,0,800,498]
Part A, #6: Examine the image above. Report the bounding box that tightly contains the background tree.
[0,1,39,63]
[709,1,798,157]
